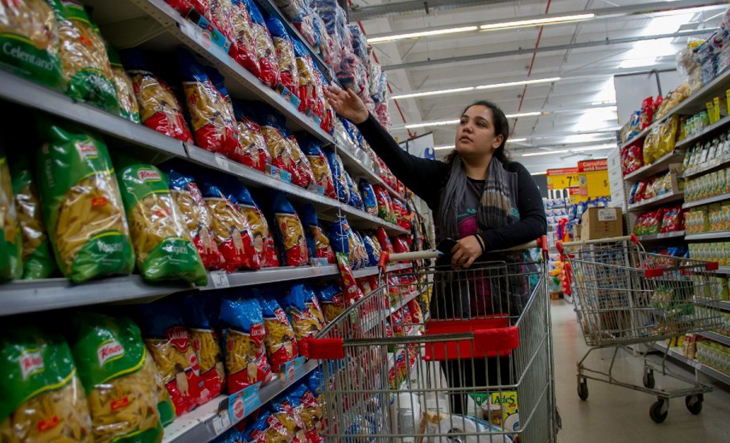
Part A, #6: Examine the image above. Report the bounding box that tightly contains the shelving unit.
[637,231,685,242]
[654,341,730,386]
[685,231,730,241]
[676,114,730,151]
[684,154,730,179]
[627,191,684,212]
[683,193,730,209]
[623,151,684,182]
[699,331,730,347]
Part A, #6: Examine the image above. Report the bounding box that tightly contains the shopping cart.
[558,235,723,423]
[302,237,557,442]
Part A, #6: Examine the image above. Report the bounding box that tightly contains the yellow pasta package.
[0,323,92,443]
[0,148,22,281]
[68,312,163,443]
[35,120,134,283]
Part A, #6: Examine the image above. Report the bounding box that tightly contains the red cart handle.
[474,326,520,354]
[300,337,345,360]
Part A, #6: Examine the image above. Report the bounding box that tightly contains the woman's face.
[455,105,504,158]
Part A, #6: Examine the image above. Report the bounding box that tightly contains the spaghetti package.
[265,17,299,96]
[108,47,141,123]
[0,149,22,282]
[48,0,119,113]
[219,297,273,393]
[260,296,299,372]
[35,121,134,283]
[183,294,225,403]
[299,204,334,264]
[324,149,350,203]
[198,176,261,272]
[116,159,207,285]
[232,101,272,172]
[229,0,261,77]
[299,135,335,198]
[224,182,279,268]
[359,179,378,216]
[0,0,65,91]
[317,283,345,322]
[245,0,280,88]
[178,49,241,156]
[10,157,56,280]
[0,324,92,443]
[68,312,163,443]
[164,165,225,270]
[271,192,308,267]
[137,300,202,416]
[282,283,326,341]
[122,49,194,142]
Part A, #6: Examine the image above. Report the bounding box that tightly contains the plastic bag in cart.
[419,412,513,443]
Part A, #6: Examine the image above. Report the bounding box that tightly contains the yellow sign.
[546,168,579,190]
[578,159,609,198]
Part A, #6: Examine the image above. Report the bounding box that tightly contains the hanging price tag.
[210,270,230,288]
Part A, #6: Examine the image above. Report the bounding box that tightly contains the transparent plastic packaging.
[128,69,194,142]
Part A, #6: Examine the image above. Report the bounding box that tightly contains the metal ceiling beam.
[348,0,520,21]
[382,28,714,71]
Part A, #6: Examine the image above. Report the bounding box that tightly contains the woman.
[326,87,547,415]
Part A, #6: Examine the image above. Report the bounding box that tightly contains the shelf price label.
[210,270,230,288]
[266,164,292,183]
[279,356,306,384]
[226,383,262,424]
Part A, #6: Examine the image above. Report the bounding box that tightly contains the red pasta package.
[256,107,298,180]
[259,295,299,372]
[299,204,335,264]
[208,0,236,49]
[225,181,280,268]
[661,206,683,233]
[219,297,274,393]
[229,0,261,77]
[376,227,395,253]
[182,294,225,403]
[392,236,410,253]
[316,283,345,323]
[271,391,308,443]
[165,0,210,16]
[336,252,365,306]
[232,101,272,172]
[299,135,336,198]
[288,134,315,189]
[266,17,299,96]
[271,192,309,267]
[245,0,280,88]
[293,39,317,116]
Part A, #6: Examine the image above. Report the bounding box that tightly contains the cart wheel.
[685,395,703,415]
[650,399,668,423]
[643,370,655,389]
[577,379,588,401]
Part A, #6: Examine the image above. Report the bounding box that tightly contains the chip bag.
[219,297,273,393]
[282,283,326,341]
[265,17,299,96]
[260,296,299,372]
[68,312,163,443]
[245,0,280,88]
[116,158,207,285]
[36,121,134,283]
[344,170,364,210]
[376,227,395,254]
[299,204,335,264]
[10,157,56,280]
[183,293,225,403]
[317,283,345,323]
[232,100,272,172]
[108,46,141,123]
[48,0,119,113]
[271,192,308,267]
[0,150,22,282]
[299,135,335,198]
[224,181,279,268]
[336,252,364,305]
[229,0,261,77]
[324,148,350,203]
[359,179,378,216]
[0,324,92,443]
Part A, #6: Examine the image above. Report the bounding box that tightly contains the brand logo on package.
[19,350,44,380]
[138,169,161,182]
[250,324,265,345]
[97,340,125,367]
[77,140,99,159]
[166,326,190,352]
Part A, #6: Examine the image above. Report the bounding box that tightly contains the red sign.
[578,159,608,172]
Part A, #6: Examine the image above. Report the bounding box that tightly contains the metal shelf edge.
[683,192,730,209]
[676,114,730,151]
[627,191,684,212]
[623,151,683,182]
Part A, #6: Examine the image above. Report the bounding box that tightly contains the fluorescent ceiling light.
[404,119,459,129]
[506,111,545,118]
[476,77,561,90]
[391,77,561,100]
[508,138,527,143]
[434,145,455,151]
[393,87,475,100]
[368,26,478,44]
[480,14,595,31]
[520,144,614,157]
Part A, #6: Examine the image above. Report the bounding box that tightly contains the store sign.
[578,159,610,198]
[546,168,579,190]
[578,159,608,172]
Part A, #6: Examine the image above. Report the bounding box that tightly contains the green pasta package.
[0,147,22,282]
[10,157,57,280]
[68,312,163,443]
[35,120,134,283]
[0,323,93,443]
[115,157,207,285]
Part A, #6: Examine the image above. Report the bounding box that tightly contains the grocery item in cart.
[232,100,272,172]
[137,300,203,416]
[68,312,163,443]
[229,0,261,77]
[299,135,335,198]
[0,0,65,91]
[219,297,273,393]
[36,121,134,283]
[10,157,56,280]
[259,295,299,372]
[122,49,194,142]
[49,0,119,113]
[0,324,92,443]
[419,411,513,443]
[317,283,345,322]
[108,46,141,123]
[266,17,299,97]
[183,293,225,403]
[299,204,335,264]
[359,179,378,216]
[324,148,350,203]
[282,282,326,341]
[116,158,207,285]
[224,181,279,268]
[270,192,308,267]
[245,0,280,88]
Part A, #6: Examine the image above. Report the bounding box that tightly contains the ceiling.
[352,0,727,173]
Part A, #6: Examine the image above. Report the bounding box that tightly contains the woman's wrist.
[473,234,486,253]
[353,111,369,125]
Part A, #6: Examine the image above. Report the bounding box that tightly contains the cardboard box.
[581,207,623,240]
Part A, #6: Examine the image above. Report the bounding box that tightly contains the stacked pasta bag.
[183,293,225,403]
[0,147,23,282]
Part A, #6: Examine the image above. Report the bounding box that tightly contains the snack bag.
[225,181,279,268]
[183,293,225,402]
[68,312,163,443]
[344,170,364,210]
[317,283,345,322]
[164,165,226,270]
[36,121,134,283]
[282,283,326,341]
[245,0,280,88]
[0,324,92,443]
[0,0,65,91]
[359,179,378,216]
[376,227,395,253]
[10,157,56,280]
[229,0,261,77]
[232,101,272,172]
[661,206,683,233]
[362,232,381,267]
[116,158,207,285]
[122,49,194,142]
[299,204,335,264]
[373,185,393,221]
[265,17,299,96]
[198,175,261,271]
[324,148,350,203]
[0,150,21,282]
[659,115,679,156]
[299,135,336,198]
[271,192,308,267]
[107,46,141,123]
[336,252,365,305]
[243,410,293,443]
[219,297,273,393]
[260,296,299,372]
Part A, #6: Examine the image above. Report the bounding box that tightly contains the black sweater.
[356,114,547,251]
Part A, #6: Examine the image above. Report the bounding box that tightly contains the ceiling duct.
[348,0,519,21]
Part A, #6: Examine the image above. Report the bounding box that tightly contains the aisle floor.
[552,299,730,442]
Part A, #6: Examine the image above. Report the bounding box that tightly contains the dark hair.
[446,100,510,164]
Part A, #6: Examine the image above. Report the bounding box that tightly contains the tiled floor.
[552,299,730,442]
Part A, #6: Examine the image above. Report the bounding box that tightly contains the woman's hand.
[451,235,484,269]
[325,86,369,124]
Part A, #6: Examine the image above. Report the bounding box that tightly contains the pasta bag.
[344,170,364,210]
[287,134,315,189]
[48,0,120,113]
[163,165,225,270]
[243,410,294,443]
[290,383,323,442]
[244,0,280,88]
[0,148,22,282]
[270,392,307,443]
[0,0,65,91]
[35,121,134,283]
[265,17,299,96]
[67,312,163,443]
[232,100,272,172]
[183,294,225,403]
[299,204,334,264]
[219,297,273,393]
[107,46,141,124]
[259,296,299,372]
[10,157,56,280]
[256,107,298,180]
[299,135,335,199]
[282,283,326,341]
[165,0,211,17]
[316,283,345,323]
[147,352,177,426]
[324,148,350,204]
[0,324,92,443]
[270,192,308,267]
[229,0,261,78]
[137,300,203,416]
[115,159,207,285]
[293,39,317,115]
[359,179,378,216]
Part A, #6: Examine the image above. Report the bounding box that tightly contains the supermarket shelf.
[697,298,730,312]
[627,191,684,212]
[684,155,730,179]
[676,114,730,151]
[655,342,730,386]
[699,331,730,347]
[390,286,427,315]
[0,276,192,317]
[620,124,653,150]
[718,267,730,274]
[623,151,684,182]
[637,231,685,242]
[162,359,319,443]
[683,193,730,209]
[353,262,411,278]
[686,231,730,241]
